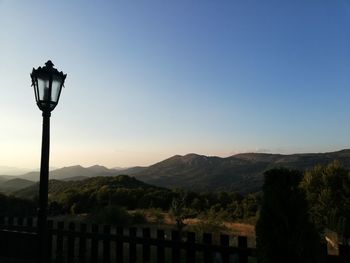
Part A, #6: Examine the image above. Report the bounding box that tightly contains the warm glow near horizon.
[1,1,350,170]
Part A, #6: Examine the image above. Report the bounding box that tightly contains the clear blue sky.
[1,0,350,169]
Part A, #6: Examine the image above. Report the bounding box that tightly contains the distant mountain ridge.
[0,178,35,194]
[2,149,350,194]
[132,149,350,193]
[17,165,120,181]
[0,166,32,176]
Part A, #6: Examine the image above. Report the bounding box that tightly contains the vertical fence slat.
[129,227,137,263]
[17,217,23,226]
[320,242,327,262]
[47,220,53,263]
[67,222,75,263]
[339,243,350,257]
[91,224,99,263]
[171,230,180,263]
[143,228,151,262]
[0,214,4,256]
[238,236,248,263]
[56,221,64,263]
[116,226,124,263]
[0,220,258,263]
[157,229,165,263]
[79,223,87,263]
[7,217,15,256]
[203,233,213,263]
[186,232,196,263]
[220,234,229,263]
[103,225,111,263]
[27,217,33,228]
[8,216,14,226]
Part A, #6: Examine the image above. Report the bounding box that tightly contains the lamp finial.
[45,60,54,68]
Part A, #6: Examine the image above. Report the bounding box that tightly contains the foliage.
[0,193,36,217]
[256,168,321,263]
[188,207,228,242]
[88,205,131,225]
[130,210,147,224]
[13,174,260,224]
[169,194,189,232]
[300,161,350,237]
[147,208,165,224]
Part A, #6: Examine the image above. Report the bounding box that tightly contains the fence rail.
[0,216,350,263]
[0,216,254,263]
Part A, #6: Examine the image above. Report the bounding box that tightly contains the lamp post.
[31,60,66,263]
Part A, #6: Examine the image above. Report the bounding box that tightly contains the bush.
[89,205,131,225]
[130,210,147,224]
[0,194,36,217]
[189,208,227,240]
[147,208,165,224]
[256,168,321,263]
[301,161,350,237]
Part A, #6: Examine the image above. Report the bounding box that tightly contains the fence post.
[238,236,248,263]
[220,234,230,263]
[79,223,87,263]
[67,222,75,263]
[129,227,137,263]
[143,227,151,262]
[103,225,111,263]
[116,226,124,263]
[171,230,180,263]
[203,233,213,263]
[157,229,165,263]
[186,232,196,262]
[56,221,64,263]
[91,224,99,263]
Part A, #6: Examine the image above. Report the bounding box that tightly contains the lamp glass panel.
[37,78,50,101]
[51,75,63,103]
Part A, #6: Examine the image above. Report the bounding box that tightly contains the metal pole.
[37,110,51,263]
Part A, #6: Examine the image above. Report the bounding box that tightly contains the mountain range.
[1,149,350,194]
[132,149,350,193]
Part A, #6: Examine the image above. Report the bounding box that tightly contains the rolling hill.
[0,178,35,194]
[14,175,164,199]
[18,165,120,181]
[4,149,350,194]
[132,149,350,193]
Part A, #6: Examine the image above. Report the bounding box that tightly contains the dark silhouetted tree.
[301,161,350,238]
[256,168,322,263]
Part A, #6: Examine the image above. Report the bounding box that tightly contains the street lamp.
[31,60,66,263]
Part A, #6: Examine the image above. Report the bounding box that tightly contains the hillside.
[0,166,31,176]
[7,149,350,194]
[132,149,350,193]
[0,175,16,184]
[19,165,120,181]
[14,175,164,199]
[0,178,35,194]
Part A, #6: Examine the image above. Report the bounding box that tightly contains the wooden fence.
[0,216,350,263]
[0,216,254,263]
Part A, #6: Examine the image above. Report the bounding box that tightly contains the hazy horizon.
[1,147,350,173]
[1,1,350,169]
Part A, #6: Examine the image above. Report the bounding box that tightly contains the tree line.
[256,161,350,263]
[1,161,349,240]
